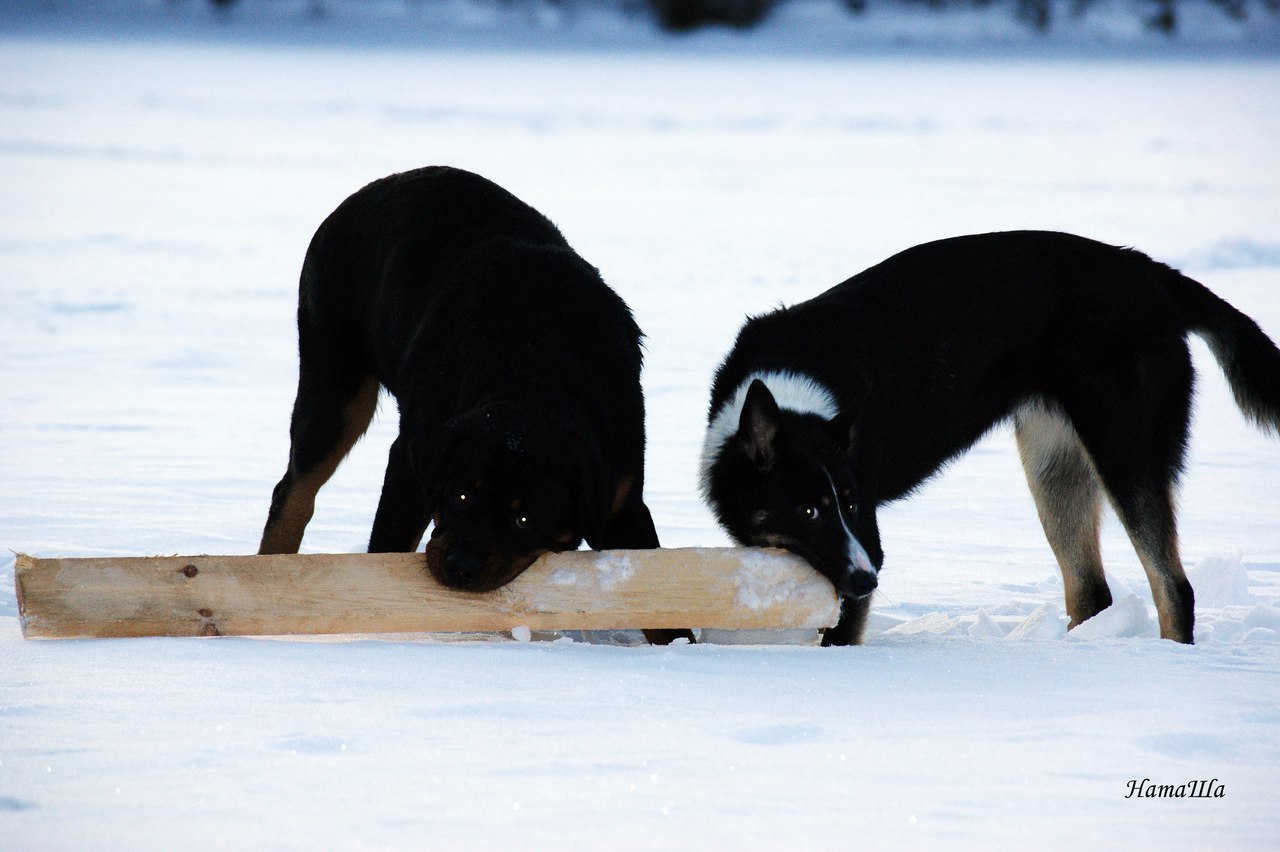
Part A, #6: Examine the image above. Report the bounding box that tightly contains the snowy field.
[3,7,1280,849]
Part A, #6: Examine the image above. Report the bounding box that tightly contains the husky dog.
[701,231,1280,645]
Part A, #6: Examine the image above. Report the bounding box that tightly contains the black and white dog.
[701,231,1280,645]
[261,167,675,638]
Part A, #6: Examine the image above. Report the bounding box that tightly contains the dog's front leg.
[822,505,883,646]
[823,595,873,646]
[595,494,695,646]
[610,505,697,645]
[368,435,430,553]
[595,498,659,551]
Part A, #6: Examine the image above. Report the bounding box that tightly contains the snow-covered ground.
[2,6,1279,848]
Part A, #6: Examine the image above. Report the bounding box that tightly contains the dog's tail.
[1160,262,1280,436]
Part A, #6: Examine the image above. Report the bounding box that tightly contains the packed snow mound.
[1006,602,1068,640]
[968,607,1006,638]
[1190,552,1255,608]
[883,611,965,636]
[1068,594,1155,640]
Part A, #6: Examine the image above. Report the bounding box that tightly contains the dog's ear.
[738,379,782,471]
[408,422,458,504]
[577,455,612,549]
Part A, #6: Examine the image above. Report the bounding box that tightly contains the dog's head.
[700,376,877,599]
[415,404,608,593]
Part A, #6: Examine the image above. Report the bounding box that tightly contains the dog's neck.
[699,370,839,487]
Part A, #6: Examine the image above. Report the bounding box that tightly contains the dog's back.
[296,166,644,413]
[301,168,571,367]
[712,230,1275,498]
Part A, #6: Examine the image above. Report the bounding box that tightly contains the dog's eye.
[514,514,530,530]
[798,504,821,522]
[454,492,469,506]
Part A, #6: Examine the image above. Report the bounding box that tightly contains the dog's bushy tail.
[1162,263,1280,436]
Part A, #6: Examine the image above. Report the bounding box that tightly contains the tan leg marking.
[1118,490,1192,642]
[611,473,636,515]
[259,376,380,554]
[1014,402,1111,628]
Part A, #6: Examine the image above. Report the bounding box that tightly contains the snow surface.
[2,4,1280,849]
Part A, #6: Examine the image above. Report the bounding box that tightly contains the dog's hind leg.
[1123,493,1191,642]
[1056,340,1196,643]
[1014,402,1112,629]
[259,366,380,555]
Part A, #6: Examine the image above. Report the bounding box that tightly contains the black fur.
[261,166,667,606]
[702,230,1280,645]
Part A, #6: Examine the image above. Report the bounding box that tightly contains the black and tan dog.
[261,166,667,613]
[701,231,1280,646]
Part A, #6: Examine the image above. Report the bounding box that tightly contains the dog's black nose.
[845,569,878,598]
[441,549,485,587]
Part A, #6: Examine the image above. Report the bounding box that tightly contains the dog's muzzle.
[843,568,878,599]
[440,548,485,588]
[425,536,543,593]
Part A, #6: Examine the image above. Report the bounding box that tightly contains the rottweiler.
[261,167,680,640]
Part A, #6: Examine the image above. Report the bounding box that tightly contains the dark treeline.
[205,0,1280,35]
[649,0,1278,33]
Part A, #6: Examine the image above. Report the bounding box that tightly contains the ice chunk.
[510,625,532,643]
[1005,603,1067,640]
[1068,594,1153,640]
[862,611,907,639]
[967,608,1005,638]
[1189,553,1253,608]
[1195,607,1279,645]
[1243,605,1280,633]
[883,612,962,636]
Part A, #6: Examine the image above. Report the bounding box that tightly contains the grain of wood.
[14,548,839,639]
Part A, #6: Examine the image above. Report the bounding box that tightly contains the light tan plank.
[15,548,838,639]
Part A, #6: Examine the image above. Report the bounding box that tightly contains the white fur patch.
[823,469,876,578]
[699,370,839,497]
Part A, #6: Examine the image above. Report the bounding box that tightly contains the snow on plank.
[14,548,839,639]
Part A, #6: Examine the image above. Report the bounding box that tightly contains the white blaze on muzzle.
[823,468,876,581]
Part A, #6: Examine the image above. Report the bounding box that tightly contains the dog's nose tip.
[442,549,484,586]
[845,569,878,598]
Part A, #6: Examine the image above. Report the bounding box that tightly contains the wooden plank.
[14,548,838,639]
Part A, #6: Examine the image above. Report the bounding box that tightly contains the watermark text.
[1125,778,1224,799]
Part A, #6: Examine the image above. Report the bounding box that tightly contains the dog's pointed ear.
[738,379,782,471]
